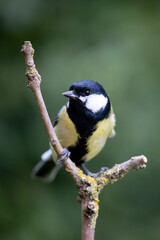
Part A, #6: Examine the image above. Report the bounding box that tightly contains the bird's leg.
[81,163,95,176]
[81,163,109,178]
[57,148,71,165]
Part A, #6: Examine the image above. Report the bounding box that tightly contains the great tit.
[31,80,116,182]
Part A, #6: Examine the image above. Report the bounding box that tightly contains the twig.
[21,41,147,240]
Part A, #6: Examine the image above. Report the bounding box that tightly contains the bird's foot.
[99,166,109,173]
[97,167,109,176]
[57,148,71,165]
[89,167,109,178]
[81,164,109,178]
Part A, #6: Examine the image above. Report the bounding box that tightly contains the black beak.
[62,90,78,100]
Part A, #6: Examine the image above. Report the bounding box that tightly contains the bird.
[31,80,116,182]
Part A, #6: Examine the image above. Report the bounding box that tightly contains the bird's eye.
[84,89,90,96]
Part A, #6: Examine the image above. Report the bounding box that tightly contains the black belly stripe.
[68,137,88,165]
[67,106,97,165]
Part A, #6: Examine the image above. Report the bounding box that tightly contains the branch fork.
[21,41,147,240]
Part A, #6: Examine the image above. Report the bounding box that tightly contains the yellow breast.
[51,106,79,161]
[83,111,116,162]
[54,106,79,147]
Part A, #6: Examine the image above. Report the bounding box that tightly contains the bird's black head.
[69,80,107,98]
[62,80,111,136]
[63,80,110,116]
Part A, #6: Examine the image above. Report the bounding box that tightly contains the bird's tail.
[31,149,62,183]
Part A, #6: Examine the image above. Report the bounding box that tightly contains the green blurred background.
[0,0,160,239]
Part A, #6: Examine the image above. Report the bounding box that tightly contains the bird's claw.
[100,166,109,173]
[88,167,109,178]
[81,163,109,178]
[86,169,109,178]
[96,167,109,177]
[57,148,71,165]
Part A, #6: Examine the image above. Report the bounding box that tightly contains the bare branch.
[21,41,64,156]
[22,41,147,240]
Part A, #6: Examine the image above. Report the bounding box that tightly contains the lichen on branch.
[76,155,147,228]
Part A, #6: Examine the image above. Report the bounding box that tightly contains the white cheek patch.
[80,94,108,113]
